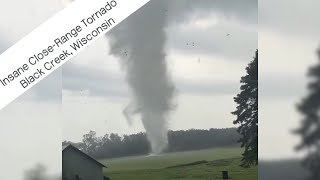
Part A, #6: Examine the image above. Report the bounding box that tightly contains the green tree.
[82,131,100,156]
[295,48,320,179]
[232,49,258,167]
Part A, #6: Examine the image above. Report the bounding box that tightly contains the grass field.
[101,147,257,180]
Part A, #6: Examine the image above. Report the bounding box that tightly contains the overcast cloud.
[0,1,265,179]
[62,0,257,99]
[259,0,320,159]
[0,1,318,177]
[259,0,320,38]
[62,0,258,146]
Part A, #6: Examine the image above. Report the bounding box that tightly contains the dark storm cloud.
[116,0,258,61]
[260,0,320,38]
[0,0,259,104]
[56,0,258,101]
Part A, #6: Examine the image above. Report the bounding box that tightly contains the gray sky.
[0,3,258,179]
[62,0,257,143]
[3,0,320,179]
[0,0,62,179]
[259,0,320,160]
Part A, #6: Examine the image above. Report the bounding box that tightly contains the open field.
[101,147,257,180]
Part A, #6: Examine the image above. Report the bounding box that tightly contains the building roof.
[62,144,107,168]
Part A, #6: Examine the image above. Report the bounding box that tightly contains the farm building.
[62,144,108,180]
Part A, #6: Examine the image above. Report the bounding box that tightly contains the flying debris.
[226,33,230,36]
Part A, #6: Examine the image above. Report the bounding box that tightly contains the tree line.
[63,128,240,159]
